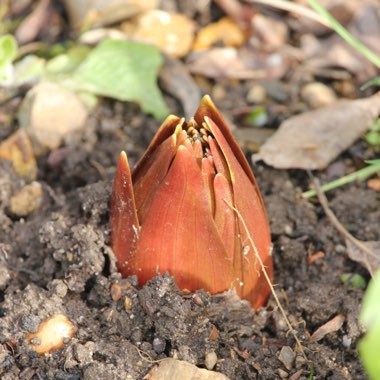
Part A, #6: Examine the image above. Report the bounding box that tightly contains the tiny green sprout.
[365,119,380,147]
[243,106,268,128]
[340,273,366,289]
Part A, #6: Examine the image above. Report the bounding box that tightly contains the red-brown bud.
[111,96,273,308]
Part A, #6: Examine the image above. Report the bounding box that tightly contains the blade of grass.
[308,0,380,69]
[302,161,380,199]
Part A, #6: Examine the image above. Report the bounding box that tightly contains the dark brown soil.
[1,95,378,379]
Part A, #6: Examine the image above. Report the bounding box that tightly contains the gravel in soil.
[0,104,378,379]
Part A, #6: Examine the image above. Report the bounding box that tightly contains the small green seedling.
[340,273,366,289]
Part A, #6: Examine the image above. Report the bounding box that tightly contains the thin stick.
[312,177,376,277]
[224,200,308,362]
[247,0,331,28]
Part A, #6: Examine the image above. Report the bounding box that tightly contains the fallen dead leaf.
[193,17,246,51]
[251,13,288,51]
[15,0,51,44]
[0,129,37,180]
[255,93,380,169]
[290,0,355,36]
[144,358,230,380]
[346,239,380,278]
[159,56,201,119]
[303,2,380,83]
[311,314,345,342]
[187,47,291,80]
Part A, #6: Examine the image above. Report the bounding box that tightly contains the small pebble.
[247,84,267,104]
[49,280,68,298]
[19,82,88,154]
[110,283,122,301]
[205,351,218,370]
[10,181,43,217]
[26,314,75,355]
[284,224,293,236]
[153,337,166,354]
[342,334,352,348]
[124,296,133,311]
[278,345,295,371]
[301,82,337,109]
[277,368,288,378]
[74,341,95,364]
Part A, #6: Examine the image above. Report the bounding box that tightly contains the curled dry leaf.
[251,13,288,51]
[15,0,51,44]
[346,239,380,278]
[255,93,380,169]
[311,314,345,342]
[159,56,201,119]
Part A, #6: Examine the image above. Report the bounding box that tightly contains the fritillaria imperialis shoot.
[111,96,273,309]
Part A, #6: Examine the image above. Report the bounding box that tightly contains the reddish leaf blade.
[206,116,272,308]
[111,151,140,277]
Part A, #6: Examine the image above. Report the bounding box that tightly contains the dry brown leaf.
[0,129,37,180]
[346,239,380,277]
[193,17,246,51]
[15,0,51,44]
[311,314,345,342]
[187,47,291,80]
[251,14,288,51]
[255,93,380,169]
[290,0,355,35]
[159,56,201,119]
[144,358,230,380]
[303,2,380,83]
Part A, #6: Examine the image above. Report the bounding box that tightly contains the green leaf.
[0,34,17,68]
[46,45,91,75]
[361,76,380,90]
[359,271,380,379]
[359,322,380,380]
[360,271,380,328]
[69,39,169,119]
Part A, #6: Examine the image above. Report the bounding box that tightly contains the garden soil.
[1,99,378,379]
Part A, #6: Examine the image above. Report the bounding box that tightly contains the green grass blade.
[308,0,380,69]
[302,161,380,199]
